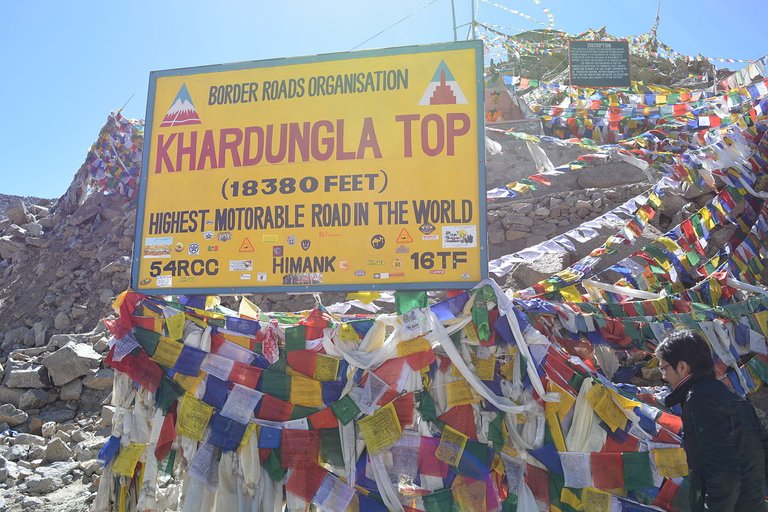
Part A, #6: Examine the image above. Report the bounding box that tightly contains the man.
[655,329,766,511]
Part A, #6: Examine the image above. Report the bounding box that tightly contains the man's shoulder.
[686,377,733,406]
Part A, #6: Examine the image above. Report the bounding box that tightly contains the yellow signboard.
[131,41,486,294]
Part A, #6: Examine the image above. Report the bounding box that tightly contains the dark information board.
[568,40,630,87]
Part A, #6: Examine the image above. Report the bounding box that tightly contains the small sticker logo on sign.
[239,238,254,252]
[371,234,385,249]
[419,223,436,235]
[396,228,414,243]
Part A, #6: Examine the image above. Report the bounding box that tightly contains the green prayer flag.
[548,471,565,509]
[155,376,184,414]
[159,449,176,476]
[471,293,491,341]
[747,357,768,384]
[284,325,306,352]
[501,493,518,512]
[134,326,160,356]
[423,488,455,512]
[319,428,344,468]
[488,413,505,454]
[417,391,438,422]
[263,449,286,481]
[330,394,361,425]
[622,451,654,490]
[268,350,287,373]
[395,291,427,315]
[261,370,291,401]
[672,476,692,512]
[290,405,318,419]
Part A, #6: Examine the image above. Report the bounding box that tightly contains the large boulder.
[0,403,28,427]
[5,199,32,225]
[2,361,50,388]
[41,342,101,386]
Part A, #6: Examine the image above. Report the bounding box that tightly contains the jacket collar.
[663,371,713,408]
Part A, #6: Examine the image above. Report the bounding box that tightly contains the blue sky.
[1,0,765,198]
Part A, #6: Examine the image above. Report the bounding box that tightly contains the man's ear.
[677,360,691,376]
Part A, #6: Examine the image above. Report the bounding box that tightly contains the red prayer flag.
[438,404,477,439]
[281,429,320,468]
[257,394,293,422]
[393,393,415,428]
[652,478,681,510]
[210,332,227,354]
[155,405,177,461]
[229,362,262,389]
[590,452,624,490]
[308,408,338,429]
[602,433,639,453]
[285,464,326,501]
[286,350,317,378]
[525,463,550,507]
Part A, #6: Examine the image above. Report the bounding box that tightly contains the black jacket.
[665,373,766,511]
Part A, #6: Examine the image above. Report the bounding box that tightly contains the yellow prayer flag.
[582,488,611,512]
[754,311,768,337]
[219,330,253,349]
[397,336,432,358]
[185,313,208,330]
[357,402,402,454]
[290,374,324,408]
[345,291,381,304]
[205,296,221,310]
[652,447,688,478]
[607,388,640,411]
[436,425,468,466]
[656,236,680,255]
[340,323,361,343]
[112,290,128,314]
[463,322,480,344]
[547,413,567,452]
[587,385,628,432]
[173,371,205,394]
[112,443,147,477]
[559,286,583,303]
[561,488,583,511]
[238,296,262,320]
[314,354,341,382]
[151,337,184,368]
[452,475,488,512]
[238,423,259,454]
[177,394,214,441]
[471,353,496,381]
[546,380,575,418]
[165,312,185,340]
[446,379,480,407]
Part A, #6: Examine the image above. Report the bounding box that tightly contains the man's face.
[658,358,687,387]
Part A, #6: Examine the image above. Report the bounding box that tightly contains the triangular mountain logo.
[160,84,202,127]
[419,61,468,106]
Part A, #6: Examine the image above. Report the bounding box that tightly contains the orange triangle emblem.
[239,238,254,252]
[396,228,414,243]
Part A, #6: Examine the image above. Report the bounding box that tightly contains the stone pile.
[0,327,114,511]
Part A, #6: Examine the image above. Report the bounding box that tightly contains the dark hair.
[655,329,714,375]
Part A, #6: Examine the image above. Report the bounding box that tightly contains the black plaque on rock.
[568,40,630,88]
